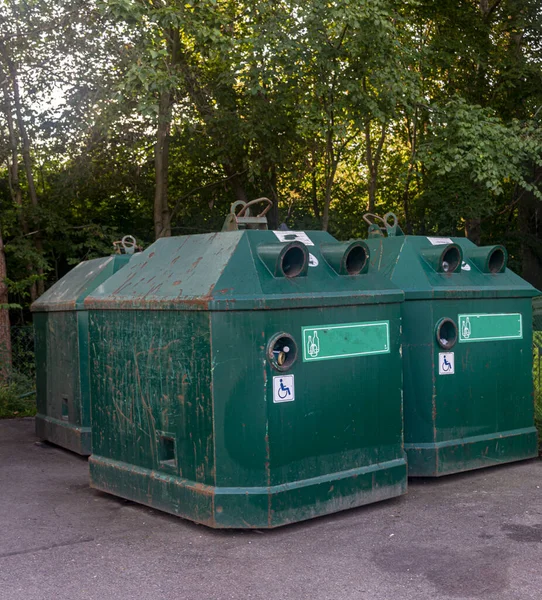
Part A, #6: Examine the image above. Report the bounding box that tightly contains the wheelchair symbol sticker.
[438,352,455,375]
[273,375,295,403]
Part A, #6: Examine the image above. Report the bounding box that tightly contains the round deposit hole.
[441,246,461,273]
[268,333,298,371]
[345,244,368,275]
[436,318,458,350]
[488,247,506,273]
[281,245,306,278]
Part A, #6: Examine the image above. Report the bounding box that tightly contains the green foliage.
[0,371,36,419]
[0,0,542,317]
[422,99,542,197]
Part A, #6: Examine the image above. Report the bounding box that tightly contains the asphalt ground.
[1,418,542,600]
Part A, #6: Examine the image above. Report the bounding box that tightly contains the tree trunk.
[153,25,185,239]
[154,91,172,239]
[267,165,279,229]
[9,61,38,209]
[174,39,249,208]
[0,223,12,382]
[367,172,377,213]
[1,42,43,297]
[322,190,331,232]
[465,218,482,245]
[401,169,413,234]
[2,77,23,212]
[402,112,417,234]
[310,152,320,222]
[321,125,339,232]
[322,162,338,232]
[224,165,248,204]
[365,121,387,213]
[1,68,38,301]
[518,166,542,290]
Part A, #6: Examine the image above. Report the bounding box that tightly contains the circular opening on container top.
[345,244,368,275]
[441,246,461,273]
[281,245,306,278]
[436,318,458,350]
[268,333,297,371]
[488,247,506,274]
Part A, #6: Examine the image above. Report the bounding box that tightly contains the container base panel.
[89,455,408,529]
[405,427,538,477]
[35,414,91,456]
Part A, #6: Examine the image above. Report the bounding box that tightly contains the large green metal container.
[364,215,539,477]
[31,255,132,455]
[85,230,407,528]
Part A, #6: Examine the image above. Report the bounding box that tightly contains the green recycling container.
[32,254,132,455]
[364,213,539,477]
[85,229,407,528]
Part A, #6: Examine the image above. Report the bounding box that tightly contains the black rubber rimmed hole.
[436,318,458,350]
[345,245,367,275]
[442,247,460,273]
[268,333,297,371]
[488,248,505,273]
[281,246,306,278]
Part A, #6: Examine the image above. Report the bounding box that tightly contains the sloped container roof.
[31,255,131,313]
[366,235,539,300]
[85,230,404,311]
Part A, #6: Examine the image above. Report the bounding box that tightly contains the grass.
[0,370,36,418]
[533,332,542,450]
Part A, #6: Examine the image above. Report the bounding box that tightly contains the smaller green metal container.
[31,254,132,455]
[364,213,540,477]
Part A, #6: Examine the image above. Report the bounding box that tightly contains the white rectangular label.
[438,352,455,375]
[273,231,314,246]
[273,375,295,403]
[302,321,390,362]
[458,313,522,342]
[427,236,453,245]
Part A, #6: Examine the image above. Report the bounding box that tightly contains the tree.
[0,0,101,299]
[278,0,419,230]
[0,219,11,379]
[1,0,542,324]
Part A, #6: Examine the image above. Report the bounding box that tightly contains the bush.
[535,388,542,451]
[0,370,36,418]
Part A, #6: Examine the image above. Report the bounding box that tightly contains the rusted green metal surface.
[32,255,131,455]
[85,230,407,528]
[365,213,539,477]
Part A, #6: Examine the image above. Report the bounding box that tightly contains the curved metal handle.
[363,212,398,231]
[237,197,273,218]
[383,212,398,228]
[231,200,250,217]
[121,235,136,252]
[362,213,388,229]
[113,235,137,254]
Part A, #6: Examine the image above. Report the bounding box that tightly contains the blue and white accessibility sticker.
[438,352,455,375]
[273,375,295,403]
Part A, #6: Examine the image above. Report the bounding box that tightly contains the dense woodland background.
[1,0,542,377]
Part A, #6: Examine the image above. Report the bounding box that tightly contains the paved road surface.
[1,418,542,600]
